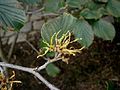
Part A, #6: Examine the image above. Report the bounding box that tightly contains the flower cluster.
[0,71,21,90]
[37,31,84,63]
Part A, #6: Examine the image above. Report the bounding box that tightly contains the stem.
[27,7,44,15]
[36,54,62,71]
[35,61,50,71]
[0,36,5,61]
[0,36,8,63]
[8,32,19,61]
[0,62,59,90]
[0,33,8,76]
[25,40,39,54]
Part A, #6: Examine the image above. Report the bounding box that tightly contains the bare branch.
[36,61,50,71]
[0,62,59,90]
[36,53,62,71]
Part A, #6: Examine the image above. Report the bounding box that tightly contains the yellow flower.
[0,71,21,90]
[37,31,85,63]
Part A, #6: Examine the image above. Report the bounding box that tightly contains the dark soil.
[3,33,120,90]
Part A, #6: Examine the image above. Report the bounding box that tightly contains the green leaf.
[0,0,26,30]
[41,13,76,43]
[46,63,60,77]
[46,51,55,57]
[66,0,89,8]
[39,39,48,48]
[12,21,24,30]
[93,19,115,40]
[98,7,109,15]
[18,0,41,5]
[73,19,94,47]
[106,81,114,90]
[95,0,108,3]
[80,8,102,19]
[85,1,103,10]
[44,0,64,12]
[106,0,120,17]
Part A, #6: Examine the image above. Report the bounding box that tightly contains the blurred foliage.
[0,0,120,80]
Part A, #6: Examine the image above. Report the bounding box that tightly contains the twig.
[25,40,51,61]
[36,53,62,71]
[25,40,39,53]
[25,39,62,70]
[0,62,59,90]
[35,61,50,71]
[27,7,44,15]
[0,36,6,62]
[0,35,8,77]
[1,30,6,38]
[8,32,19,60]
